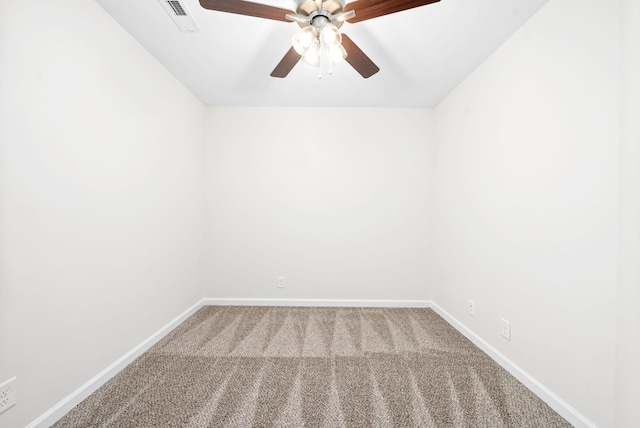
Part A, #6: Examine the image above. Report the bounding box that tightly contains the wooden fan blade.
[341,34,380,78]
[344,0,440,23]
[199,0,291,22]
[271,47,301,78]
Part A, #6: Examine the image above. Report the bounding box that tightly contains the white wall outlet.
[467,299,476,316]
[501,318,511,340]
[0,377,17,414]
[277,276,285,288]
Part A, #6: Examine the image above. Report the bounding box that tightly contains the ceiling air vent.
[167,1,187,16]
[158,0,201,33]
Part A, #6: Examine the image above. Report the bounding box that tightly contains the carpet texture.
[55,306,570,427]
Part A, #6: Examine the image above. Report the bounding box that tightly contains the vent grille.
[158,0,200,33]
[167,0,187,16]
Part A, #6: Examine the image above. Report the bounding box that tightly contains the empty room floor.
[54,306,569,427]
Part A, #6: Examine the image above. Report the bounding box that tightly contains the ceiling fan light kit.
[198,0,441,78]
[288,1,351,73]
[292,23,346,70]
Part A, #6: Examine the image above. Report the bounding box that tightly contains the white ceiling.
[94,0,549,107]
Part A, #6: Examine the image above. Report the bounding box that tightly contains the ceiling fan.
[198,0,441,78]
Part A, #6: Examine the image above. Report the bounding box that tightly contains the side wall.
[434,0,619,426]
[203,107,435,302]
[0,1,206,426]
[616,0,640,426]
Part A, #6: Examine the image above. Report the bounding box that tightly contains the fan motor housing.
[296,0,346,28]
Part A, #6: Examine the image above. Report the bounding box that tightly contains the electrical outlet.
[277,276,285,288]
[0,377,17,414]
[467,299,475,316]
[501,318,511,340]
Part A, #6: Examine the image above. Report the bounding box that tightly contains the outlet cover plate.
[501,318,511,340]
[0,377,17,414]
[467,299,476,316]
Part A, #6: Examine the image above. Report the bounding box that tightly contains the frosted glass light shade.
[327,43,347,64]
[319,23,341,47]
[302,40,321,67]
[292,26,316,55]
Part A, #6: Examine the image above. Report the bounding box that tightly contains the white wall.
[203,107,435,301]
[433,0,619,426]
[616,0,640,426]
[0,1,205,426]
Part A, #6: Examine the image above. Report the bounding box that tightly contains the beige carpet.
[55,306,570,427]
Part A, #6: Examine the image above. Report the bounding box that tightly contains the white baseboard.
[26,299,206,428]
[429,302,596,428]
[202,298,432,308]
[29,297,595,428]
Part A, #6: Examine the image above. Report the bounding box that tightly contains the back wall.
[203,107,436,302]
